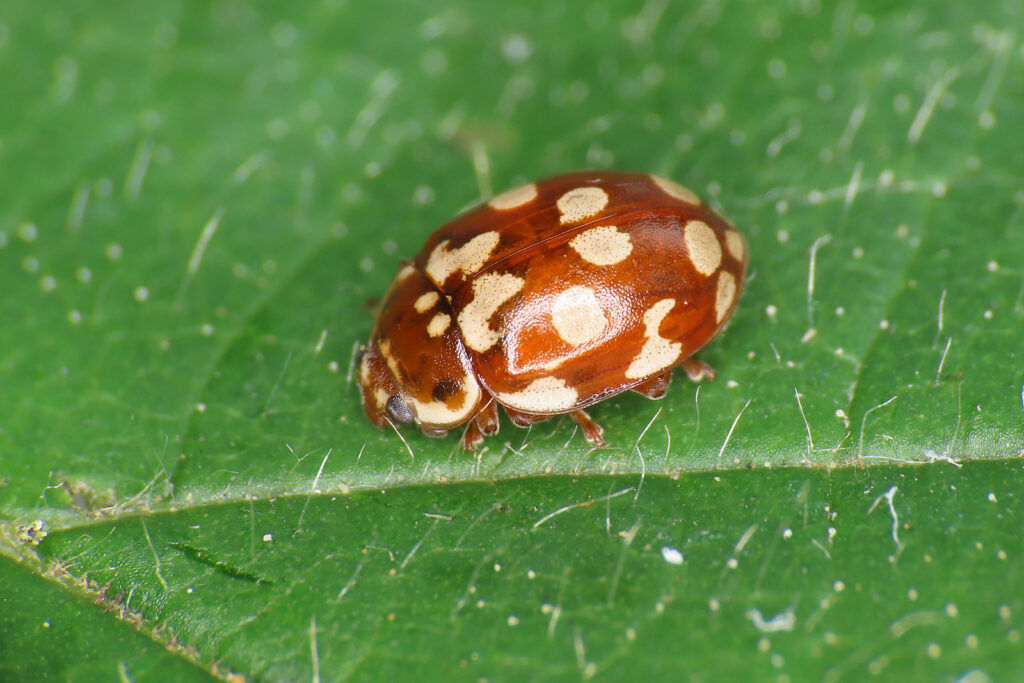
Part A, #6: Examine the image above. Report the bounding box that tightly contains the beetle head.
[357,344,415,428]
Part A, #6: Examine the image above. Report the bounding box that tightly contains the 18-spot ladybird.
[358,170,747,450]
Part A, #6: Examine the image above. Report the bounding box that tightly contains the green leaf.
[2,0,1022,680]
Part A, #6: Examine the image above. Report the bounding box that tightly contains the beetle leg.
[503,406,548,428]
[682,358,716,382]
[504,406,606,447]
[462,421,483,451]
[462,400,502,450]
[631,370,672,400]
[569,410,606,447]
[475,399,500,436]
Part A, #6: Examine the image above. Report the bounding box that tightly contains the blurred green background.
[1,1,1023,680]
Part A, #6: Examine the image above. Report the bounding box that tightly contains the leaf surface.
[1,1,1022,680]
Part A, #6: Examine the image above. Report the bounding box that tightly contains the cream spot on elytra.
[409,373,479,426]
[495,377,579,413]
[625,298,682,379]
[550,286,607,346]
[569,225,632,265]
[413,376,480,425]
[724,229,745,262]
[378,340,481,426]
[488,183,537,210]
[425,231,500,285]
[650,175,701,204]
[684,220,722,276]
[457,272,524,352]
[557,186,609,224]
[715,271,737,323]
[427,312,450,337]
[414,290,440,313]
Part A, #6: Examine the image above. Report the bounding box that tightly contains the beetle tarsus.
[462,421,484,451]
[632,370,672,399]
[570,410,605,447]
[682,358,716,382]
[476,400,500,436]
[503,406,547,429]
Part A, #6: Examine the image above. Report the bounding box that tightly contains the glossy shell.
[358,170,747,450]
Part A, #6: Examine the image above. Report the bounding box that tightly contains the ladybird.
[358,170,747,450]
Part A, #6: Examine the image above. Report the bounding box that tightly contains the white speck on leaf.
[661,546,684,565]
[746,607,796,633]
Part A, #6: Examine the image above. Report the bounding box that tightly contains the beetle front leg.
[475,400,500,436]
[462,420,483,452]
[462,400,500,451]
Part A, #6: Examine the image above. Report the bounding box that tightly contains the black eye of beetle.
[385,395,415,424]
